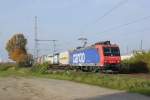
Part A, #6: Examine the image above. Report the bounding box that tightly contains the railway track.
[48,65,70,72]
[47,65,119,74]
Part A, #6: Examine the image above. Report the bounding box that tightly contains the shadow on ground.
[75,92,150,100]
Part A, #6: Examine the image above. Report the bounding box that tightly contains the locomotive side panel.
[69,48,100,66]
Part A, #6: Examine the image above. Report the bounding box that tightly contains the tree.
[6,33,33,67]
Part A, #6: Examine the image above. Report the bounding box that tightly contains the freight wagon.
[44,54,59,65]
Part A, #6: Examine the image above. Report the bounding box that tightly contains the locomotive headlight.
[117,60,120,63]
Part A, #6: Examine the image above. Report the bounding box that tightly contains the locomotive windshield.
[103,47,120,56]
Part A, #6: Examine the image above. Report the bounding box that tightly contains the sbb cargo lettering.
[73,53,85,64]
[70,48,100,65]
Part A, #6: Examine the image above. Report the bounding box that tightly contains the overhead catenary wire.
[92,0,128,24]
[97,15,150,34]
[80,0,128,33]
[37,39,58,56]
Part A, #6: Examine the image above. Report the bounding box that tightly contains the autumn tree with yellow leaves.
[6,33,33,67]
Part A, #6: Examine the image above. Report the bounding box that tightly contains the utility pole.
[52,40,57,55]
[34,16,38,60]
[33,16,58,63]
[126,46,129,54]
[140,40,143,51]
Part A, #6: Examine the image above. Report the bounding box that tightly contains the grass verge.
[0,67,150,96]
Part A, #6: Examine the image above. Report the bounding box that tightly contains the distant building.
[121,53,134,60]
[121,50,145,61]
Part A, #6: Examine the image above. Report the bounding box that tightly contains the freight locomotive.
[37,41,121,72]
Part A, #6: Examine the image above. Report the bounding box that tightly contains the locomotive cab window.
[111,47,120,56]
[103,47,111,56]
[103,47,120,56]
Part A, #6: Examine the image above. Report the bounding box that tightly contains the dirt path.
[0,77,149,100]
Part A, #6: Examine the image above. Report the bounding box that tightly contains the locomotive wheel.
[92,66,100,73]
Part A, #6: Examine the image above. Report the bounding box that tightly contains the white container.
[59,51,69,65]
[42,55,48,64]
[53,54,59,64]
[45,55,53,64]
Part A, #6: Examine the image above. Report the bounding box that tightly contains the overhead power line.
[80,0,128,33]
[37,39,58,56]
[92,0,128,24]
[98,15,150,34]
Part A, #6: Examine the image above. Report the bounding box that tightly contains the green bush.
[120,60,130,73]
[121,51,150,73]
[31,62,49,74]
[129,61,148,73]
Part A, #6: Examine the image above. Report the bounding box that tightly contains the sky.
[0,0,150,61]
